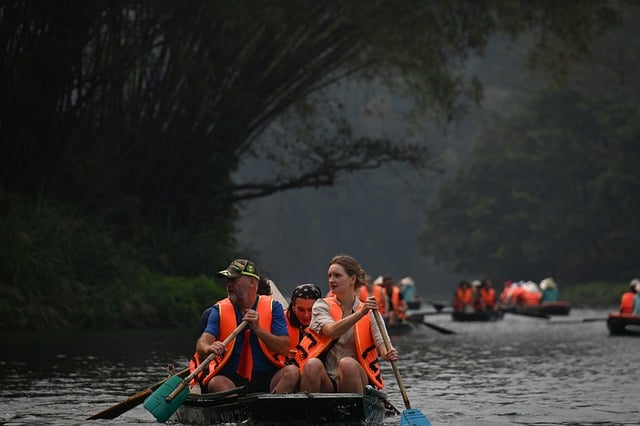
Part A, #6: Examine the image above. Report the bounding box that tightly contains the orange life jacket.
[285,314,310,364]
[372,285,387,313]
[286,322,302,349]
[481,288,496,309]
[620,292,635,314]
[453,287,472,311]
[293,298,384,389]
[520,290,542,306]
[509,286,525,304]
[285,312,313,349]
[500,286,516,304]
[388,286,406,320]
[190,296,286,386]
[358,285,370,302]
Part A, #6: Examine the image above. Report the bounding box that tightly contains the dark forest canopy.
[418,10,640,284]
[1,2,627,252]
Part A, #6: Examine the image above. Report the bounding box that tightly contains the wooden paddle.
[501,309,550,319]
[548,317,608,324]
[421,321,456,335]
[405,312,456,334]
[144,320,248,423]
[87,367,190,420]
[581,317,608,322]
[373,309,432,426]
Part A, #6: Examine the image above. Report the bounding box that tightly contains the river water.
[1,308,637,426]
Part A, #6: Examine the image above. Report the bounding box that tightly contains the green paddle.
[373,310,432,426]
[144,321,248,423]
[87,367,189,420]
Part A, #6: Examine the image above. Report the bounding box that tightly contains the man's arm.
[196,306,225,359]
[243,301,290,356]
[254,327,290,356]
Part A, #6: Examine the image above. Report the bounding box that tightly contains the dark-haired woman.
[286,283,322,351]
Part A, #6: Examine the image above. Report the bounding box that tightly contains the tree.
[418,90,640,283]
[0,0,630,274]
[418,7,640,283]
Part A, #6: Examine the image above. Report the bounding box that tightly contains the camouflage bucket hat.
[217,259,260,280]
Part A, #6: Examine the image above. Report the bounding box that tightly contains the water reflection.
[1,309,638,425]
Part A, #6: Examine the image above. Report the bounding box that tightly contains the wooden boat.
[499,301,571,317]
[386,321,414,335]
[424,300,450,313]
[174,385,398,425]
[538,301,571,315]
[451,309,504,322]
[406,300,421,310]
[607,312,640,336]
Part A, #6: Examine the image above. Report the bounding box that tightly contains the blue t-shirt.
[205,298,288,374]
[541,288,559,303]
[633,293,640,315]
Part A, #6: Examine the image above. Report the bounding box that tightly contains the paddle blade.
[400,408,432,426]
[143,376,189,423]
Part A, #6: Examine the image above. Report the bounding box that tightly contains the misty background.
[235,36,533,299]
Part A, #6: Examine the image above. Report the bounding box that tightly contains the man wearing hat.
[191,259,297,393]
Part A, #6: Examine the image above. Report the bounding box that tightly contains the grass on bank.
[0,196,227,330]
[560,281,631,308]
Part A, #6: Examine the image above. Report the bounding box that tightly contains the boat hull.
[451,310,504,322]
[499,301,571,316]
[174,386,394,425]
[386,321,413,335]
[406,300,421,310]
[607,313,640,336]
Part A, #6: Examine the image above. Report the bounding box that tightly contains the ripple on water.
[1,311,639,425]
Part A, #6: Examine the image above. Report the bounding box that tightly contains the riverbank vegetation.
[0,195,226,330]
[418,12,640,284]
[2,2,637,330]
[561,282,630,308]
[0,193,627,330]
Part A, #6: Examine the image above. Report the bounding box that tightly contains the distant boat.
[406,300,421,310]
[607,312,640,336]
[423,300,451,313]
[499,301,571,317]
[386,321,414,335]
[451,310,504,322]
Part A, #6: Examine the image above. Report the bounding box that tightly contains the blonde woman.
[295,254,398,393]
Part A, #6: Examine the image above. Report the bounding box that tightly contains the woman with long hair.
[295,254,398,393]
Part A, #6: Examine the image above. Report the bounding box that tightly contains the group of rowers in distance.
[328,273,418,325]
[453,277,560,313]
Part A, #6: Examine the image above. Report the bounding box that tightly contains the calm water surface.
[1,308,638,426]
